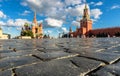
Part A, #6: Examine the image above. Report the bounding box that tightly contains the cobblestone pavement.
[0,38,120,76]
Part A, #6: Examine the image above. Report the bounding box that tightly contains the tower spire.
[32,0,37,26]
[76,26,78,30]
[83,1,90,20]
[69,26,72,33]
[85,2,87,9]
[33,10,38,26]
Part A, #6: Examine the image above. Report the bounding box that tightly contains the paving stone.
[70,57,105,76]
[0,56,41,70]
[0,50,12,53]
[15,57,104,76]
[33,51,79,61]
[37,48,65,53]
[68,47,105,53]
[71,50,120,64]
[15,59,80,76]
[0,70,11,76]
[102,45,120,54]
[0,50,41,59]
[92,61,120,76]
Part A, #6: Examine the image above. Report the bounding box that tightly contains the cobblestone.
[0,38,120,76]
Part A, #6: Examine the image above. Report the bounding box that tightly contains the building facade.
[32,12,43,38]
[21,11,43,39]
[0,27,10,39]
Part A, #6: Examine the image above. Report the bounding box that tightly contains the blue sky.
[0,0,120,38]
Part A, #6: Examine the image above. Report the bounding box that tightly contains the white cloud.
[6,19,30,26]
[20,10,31,16]
[0,11,7,18]
[0,21,5,25]
[47,30,52,34]
[26,0,64,15]
[44,30,52,34]
[111,5,120,9]
[0,18,31,28]
[65,0,81,6]
[72,21,80,26]
[65,4,87,17]
[21,2,28,6]
[45,18,63,27]
[94,1,103,6]
[14,19,30,26]
[38,20,43,24]
[90,2,95,5]
[6,19,14,26]
[90,1,103,6]
[61,27,68,33]
[16,27,22,31]
[90,9,103,19]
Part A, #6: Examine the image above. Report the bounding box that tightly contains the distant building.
[67,3,120,38]
[32,11,43,38]
[0,27,10,39]
[20,11,43,39]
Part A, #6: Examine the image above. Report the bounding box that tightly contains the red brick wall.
[90,27,120,37]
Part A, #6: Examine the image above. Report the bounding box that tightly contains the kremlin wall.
[63,3,120,38]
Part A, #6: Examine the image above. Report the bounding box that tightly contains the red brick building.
[69,3,120,38]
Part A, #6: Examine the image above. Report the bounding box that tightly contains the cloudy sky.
[0,0,120,38]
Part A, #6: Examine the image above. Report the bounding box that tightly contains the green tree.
[21,30,33,38]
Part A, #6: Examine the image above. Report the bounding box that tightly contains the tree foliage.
[21,30,33,38]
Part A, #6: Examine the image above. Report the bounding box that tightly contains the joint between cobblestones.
[78,55,109,65]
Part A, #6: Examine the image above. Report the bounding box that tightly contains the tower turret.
[80,1,92,37]
[33,11,38,26]
[83,3,90,20]
[69,26,72,33]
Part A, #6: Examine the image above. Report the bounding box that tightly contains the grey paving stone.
[33,51,79,61]
[15,57,104,76]
[68,47,104,53]
[37,48,65,53]
[92,62,120,76]
[0,70,11,76]
[70,57,105,75]
[0,50,12,53]
[0,50,41,59]
[0,56,41,70]
[103,46,120,54]
[71,50,120,64]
